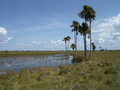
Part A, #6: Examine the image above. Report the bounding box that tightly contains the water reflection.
[0,54,73,73]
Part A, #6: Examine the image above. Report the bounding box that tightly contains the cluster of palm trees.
[63,5,96,59]
[63,36,71,51]
[79,5,96,58]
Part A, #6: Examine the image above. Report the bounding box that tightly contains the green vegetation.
[91,42,96,52]
[71,44,76,51]
[0,51,65,57]
[0,51,120,90]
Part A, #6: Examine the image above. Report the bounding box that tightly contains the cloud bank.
[92,13,120,50]
[13,40,65,50]
[12,14,120,50]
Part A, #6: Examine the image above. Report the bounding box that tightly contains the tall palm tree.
[78,5,96,57]
[66,36,71,51]
[70,21,80,51]
[87,6,96,57]
[71,43,76,51]
[79,22,90,59]
[63,37,68,51]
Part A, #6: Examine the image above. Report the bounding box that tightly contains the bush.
[72,55,85,63]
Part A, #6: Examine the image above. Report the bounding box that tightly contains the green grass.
[0,51,65,57]
[0,50,120,90]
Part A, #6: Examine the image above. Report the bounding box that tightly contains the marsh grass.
[0,51,65,57]
[0,50,120,90]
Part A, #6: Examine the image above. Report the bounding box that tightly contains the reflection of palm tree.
[71,43,76,51]
[66,36,71,51]
[78,5,96,57]
[70,21,80,51]
[79,22,90,59]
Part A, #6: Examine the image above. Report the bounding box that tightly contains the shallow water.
[0,54,72,74]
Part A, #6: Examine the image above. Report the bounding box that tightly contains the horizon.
[0,49,120,52]
[0,0,120,51]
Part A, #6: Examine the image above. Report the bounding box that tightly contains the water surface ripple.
[0,54,72,74]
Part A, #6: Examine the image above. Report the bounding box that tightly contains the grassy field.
[0,51,65,57]
[0,50,120,90]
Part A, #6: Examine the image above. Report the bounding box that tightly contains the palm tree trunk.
[65,42,67,51]
[74,31,77,51]
[84,19,87,59]
[68,41,69,51]
[90,23,92,57]
[73,32,77,55]
[75,31,77,51]
[85,35,87,59]
[83,35,87,59]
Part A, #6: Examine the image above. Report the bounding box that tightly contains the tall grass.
[0,50,120,90]
[0,51,65,57]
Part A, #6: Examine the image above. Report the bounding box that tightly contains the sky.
[0,0,120,51]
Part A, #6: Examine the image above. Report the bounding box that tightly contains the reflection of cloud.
[93,13,120,49]
[0,27,12,43]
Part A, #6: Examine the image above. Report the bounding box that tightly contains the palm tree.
[70,21,80,51]
[78,5,96,57]
[78,5,89,23]
[91,42,94,46]
[99,47,101,51]
[71,43,76,51]
[91,42,96,52]
[87,6,96,56]
[63,37,68,51]
[79,22,90,59]
[66,36,71,51]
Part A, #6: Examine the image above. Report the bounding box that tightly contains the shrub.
[72,55,85,63]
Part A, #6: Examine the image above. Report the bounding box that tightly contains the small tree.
[99,47,101,51]
[91,42,96,52]
[71,43,76,51]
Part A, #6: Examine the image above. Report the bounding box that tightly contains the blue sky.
[0,0,120,51]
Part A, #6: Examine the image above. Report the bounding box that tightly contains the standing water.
[0,54,73,74]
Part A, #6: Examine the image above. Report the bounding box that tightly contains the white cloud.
[13,40,65,50]
[0,27,12,43]
[43,40,65,49]
[0,27,7,35]
[93,13,120,50]
[32,41,41,45]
